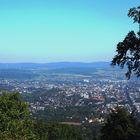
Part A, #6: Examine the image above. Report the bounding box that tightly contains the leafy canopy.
[0,92,36,140]
[112,6,140,79]
[101,108,140,140]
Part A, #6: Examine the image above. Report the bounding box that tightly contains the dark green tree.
[112,6,140,79]
[34,120,83,140]
[100,108,140,140]
[33,120,48,140]
[0,92,36,140]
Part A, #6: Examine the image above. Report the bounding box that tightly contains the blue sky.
[0,0,139,63]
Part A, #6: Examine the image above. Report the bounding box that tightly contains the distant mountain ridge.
[0,62,111,69]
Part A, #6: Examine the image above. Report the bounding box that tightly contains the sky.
[0,0,139,63]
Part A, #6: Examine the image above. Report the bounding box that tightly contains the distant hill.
[0,62,110,69]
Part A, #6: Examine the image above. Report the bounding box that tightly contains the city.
[0,66,139,125]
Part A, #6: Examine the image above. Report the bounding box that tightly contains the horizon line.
[0,61,111,64]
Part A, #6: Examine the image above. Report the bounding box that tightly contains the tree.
[33,120,48,140]
[112,6,140,79]
[0,92,84,140]
[0,92,36,140]
[100,108,140,140]
[34,120,83,140]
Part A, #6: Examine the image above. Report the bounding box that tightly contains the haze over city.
[0,0,139,63]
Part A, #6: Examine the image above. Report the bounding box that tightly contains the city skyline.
[0,0,139,63]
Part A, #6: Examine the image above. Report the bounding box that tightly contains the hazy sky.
[0,0,139,63]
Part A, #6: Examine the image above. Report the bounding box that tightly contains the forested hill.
[0,62,110,69]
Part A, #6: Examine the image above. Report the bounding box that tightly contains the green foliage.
[112,6,140,79]
[0,92,36,140]
[0,92,83,140]
[34,120,83,140]
[33,120,48,140]
[128,6,140,24]
[48,123,82,140]
[101,108,140,140]
[81,123,101,140]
